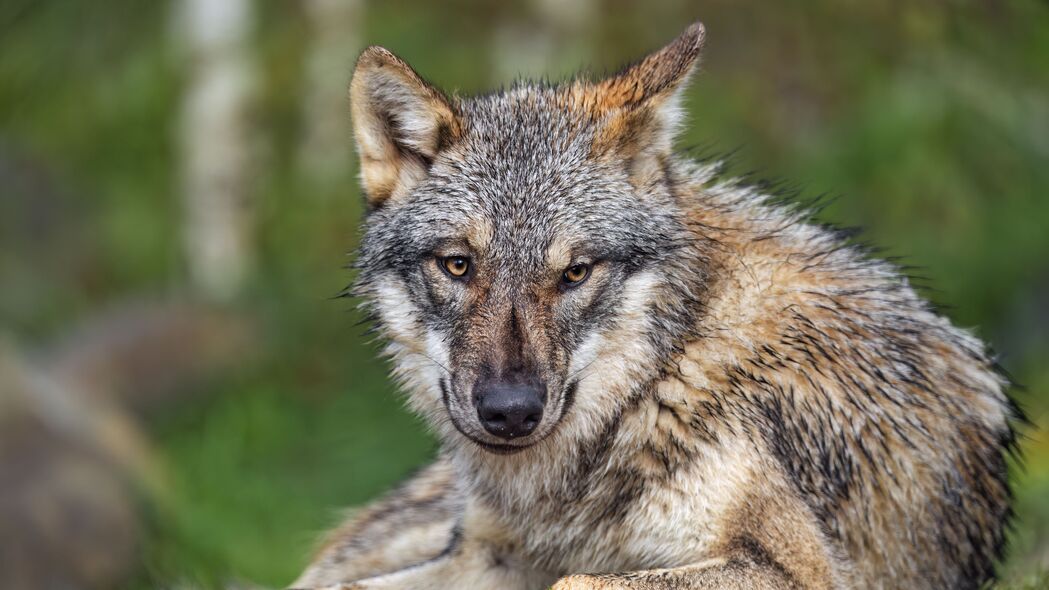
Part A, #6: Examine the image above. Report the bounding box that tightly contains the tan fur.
[676,169,1012,587]
[586,23,703,189]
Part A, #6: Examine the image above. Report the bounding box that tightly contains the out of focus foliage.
[1,0,1047,587]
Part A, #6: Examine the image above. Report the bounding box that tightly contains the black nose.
[475,379,545,440]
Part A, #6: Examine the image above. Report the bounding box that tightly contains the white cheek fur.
[561,271,663,437]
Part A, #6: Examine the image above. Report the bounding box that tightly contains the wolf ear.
[589,22,705,185]
[350,47,461,209]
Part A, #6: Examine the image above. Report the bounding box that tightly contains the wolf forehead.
[358,88,683,269]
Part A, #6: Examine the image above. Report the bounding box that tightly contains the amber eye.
[441,256,471,278]
[562,263,591,286]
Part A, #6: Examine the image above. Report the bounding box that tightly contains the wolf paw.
[552,574,627,590]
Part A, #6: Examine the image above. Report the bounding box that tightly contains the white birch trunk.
[492,0,598,82]
[176,0,256,300]
[297,0,364,187]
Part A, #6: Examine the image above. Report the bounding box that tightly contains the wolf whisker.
[567,357,599,383]
[416,351,452,377]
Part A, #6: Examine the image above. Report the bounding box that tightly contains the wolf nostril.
[475,380,545,440]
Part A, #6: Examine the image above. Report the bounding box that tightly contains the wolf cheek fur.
[292,22,1018,590]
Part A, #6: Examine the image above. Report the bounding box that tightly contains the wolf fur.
[292,22,1018,589]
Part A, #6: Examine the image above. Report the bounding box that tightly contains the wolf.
[292,22,1019,589]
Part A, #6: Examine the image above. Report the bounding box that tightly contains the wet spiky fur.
[293,23,1018,590]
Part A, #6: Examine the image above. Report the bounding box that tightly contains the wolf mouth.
[457,422,549,455]
[471,440,531,455]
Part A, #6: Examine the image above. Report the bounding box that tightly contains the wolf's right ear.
[350,47,461,209]
[587,22,705,189]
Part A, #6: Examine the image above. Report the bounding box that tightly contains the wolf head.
[351,24,710,456]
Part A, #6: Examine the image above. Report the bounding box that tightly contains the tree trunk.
[492,0,598,82]
[297,0,365,188]
[176,0,256,300]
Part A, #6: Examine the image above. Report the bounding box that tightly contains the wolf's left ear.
[589,22,705,186]
[350,46,461,209]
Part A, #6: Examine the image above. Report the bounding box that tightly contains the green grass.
[135,377,434,586]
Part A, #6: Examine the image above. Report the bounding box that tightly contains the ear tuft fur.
[588,22,705,186]
[350,46,460,208]
[596,21,705,112]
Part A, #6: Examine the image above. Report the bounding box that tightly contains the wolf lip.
[475,441,530,455]
[470,437,533,455]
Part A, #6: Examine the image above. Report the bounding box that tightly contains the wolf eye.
[440,256,471,278]
[561,263,591,287]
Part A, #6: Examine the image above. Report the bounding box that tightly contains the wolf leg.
[295,501,555,590]
[301,541,549,590]
[292,458,461,587]
[553,488,846,590]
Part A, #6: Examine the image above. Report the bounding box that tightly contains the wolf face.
[352,27,710,454]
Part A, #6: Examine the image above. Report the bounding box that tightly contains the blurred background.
[1,0,1047,588]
